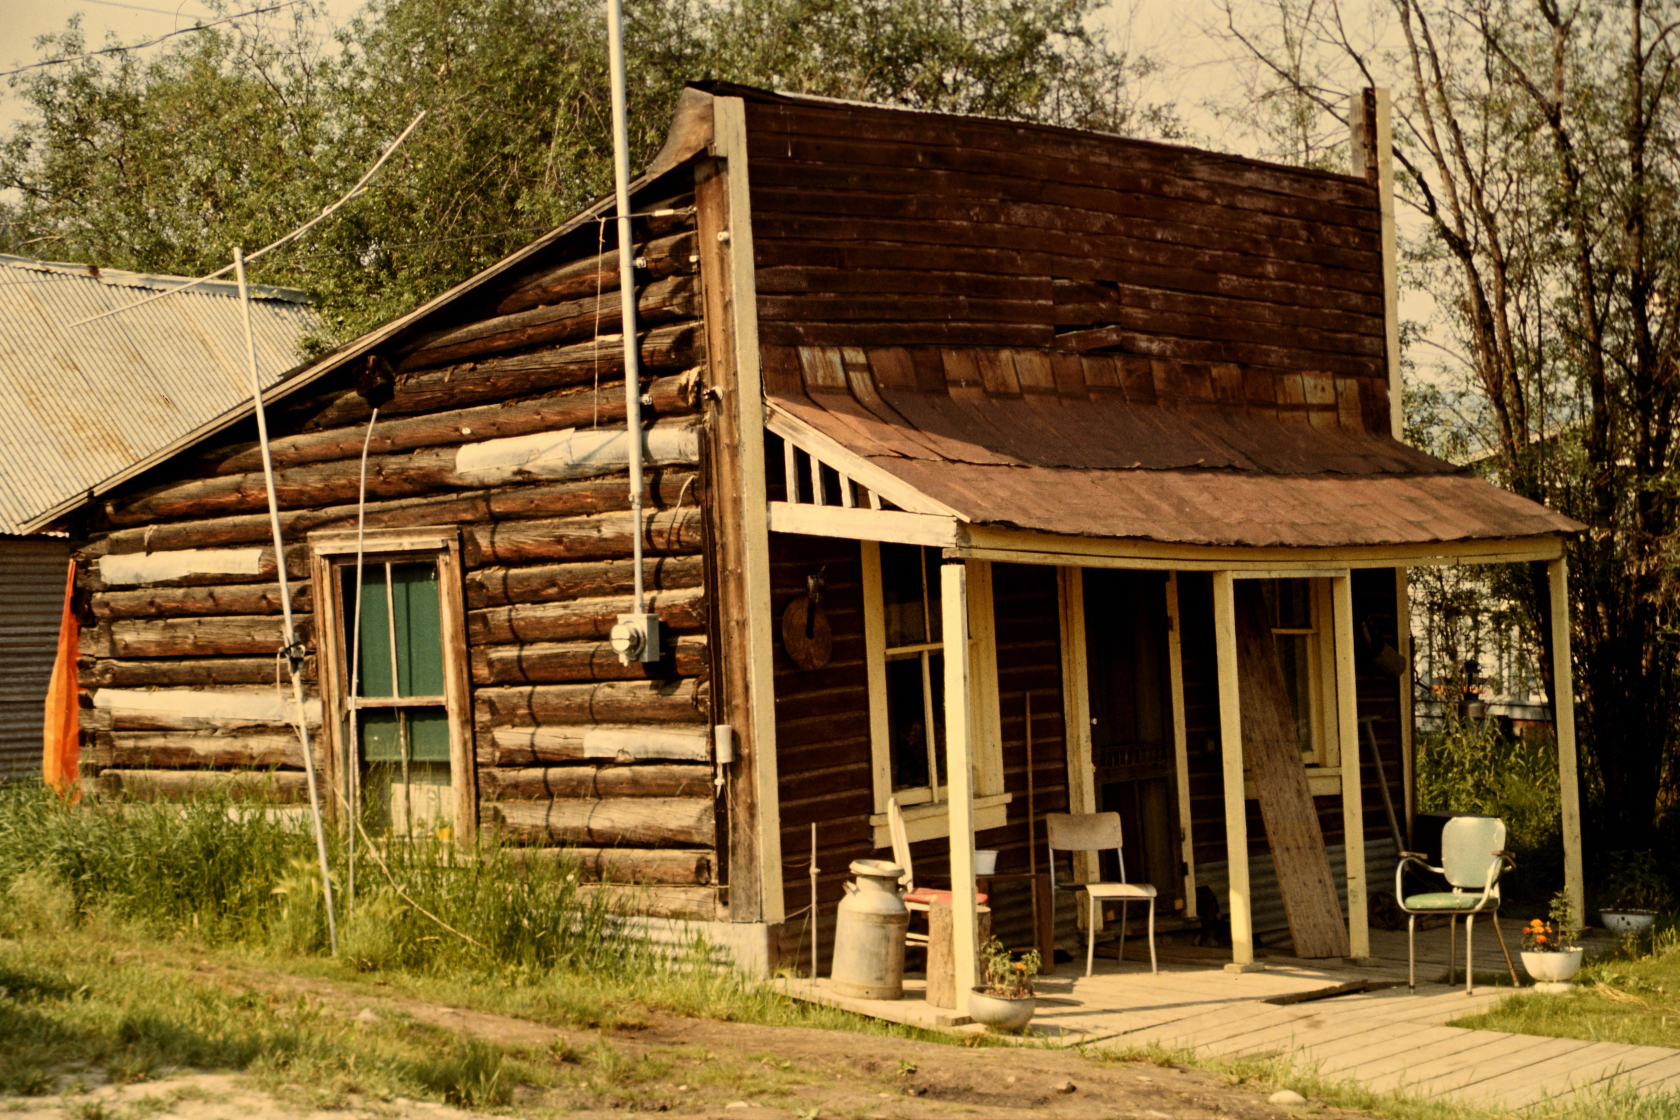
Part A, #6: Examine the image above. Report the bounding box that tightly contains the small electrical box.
[610,612,663,665]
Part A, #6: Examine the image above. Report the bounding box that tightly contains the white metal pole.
[606,0,646,613]
[234,246,337,954]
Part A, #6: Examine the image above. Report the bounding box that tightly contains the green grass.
[1454,921,1680,1049]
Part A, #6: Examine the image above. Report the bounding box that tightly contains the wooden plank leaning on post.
[1211,571,1256,969]
[1549,557,1585,928]
[942,560,979,1016]
[1166,572,1197,920]
[1332,575,1368,959]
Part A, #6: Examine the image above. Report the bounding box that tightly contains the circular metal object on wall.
[781,595,833,670]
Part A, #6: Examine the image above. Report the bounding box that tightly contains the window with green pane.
[341,560,453,831]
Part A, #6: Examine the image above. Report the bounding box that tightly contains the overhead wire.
[0,0,306,79]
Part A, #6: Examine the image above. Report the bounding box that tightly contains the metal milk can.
[829,858,909,1000]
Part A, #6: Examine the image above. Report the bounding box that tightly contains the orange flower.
[1536,934,1548,944]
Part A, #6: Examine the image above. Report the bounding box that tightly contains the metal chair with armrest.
[1396,815,1519,994]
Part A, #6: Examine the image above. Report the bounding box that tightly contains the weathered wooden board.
[474,679,705,730]
[504,845,713,885]
[95,768,309,803]
[479,763,712,800]
[469,634,708,684]
[468,585,706,642]
[467,557,705,610]
[85,730,312,771]
[479,723,711,766]
[1234,581,1349,959]
[493,797,714,847]
[462,508,703,566]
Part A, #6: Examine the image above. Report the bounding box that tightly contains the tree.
[0,0,1174,343]
[1217,0,1680,845]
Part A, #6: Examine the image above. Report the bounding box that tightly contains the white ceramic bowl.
[1602,910,1658,935]
[968,988,1035,1032]
[1521,947,1584,984]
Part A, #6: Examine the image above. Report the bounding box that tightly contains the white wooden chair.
[1396,815,1515,994]
[1046,811,1158,977]
[888,797,987,947]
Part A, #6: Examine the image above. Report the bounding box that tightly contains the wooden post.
[1351,87,1402,441]
[1395,567,1415,843]
[942,561,979,1015]
[1212,571,1255,967]
[1167,572,1197,919]
[1332,575,1368,959]
[1057,567,1100,893]
[695,97,782,923]
[1549,557,1585,927]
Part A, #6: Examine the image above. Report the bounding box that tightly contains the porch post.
[1332,575,1369,959]
[1166,573,1197,919]
[1548,557,1585,927]
[942,561,979,1015]
[1211,571,1255,967]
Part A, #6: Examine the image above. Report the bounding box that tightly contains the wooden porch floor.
[785,918,1680,1111]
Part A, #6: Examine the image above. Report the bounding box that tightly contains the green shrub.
[1415,716,1563,901]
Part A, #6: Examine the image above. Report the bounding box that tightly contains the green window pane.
[360,710,403,761]
[408,711,452,762]
[344,562,444,698]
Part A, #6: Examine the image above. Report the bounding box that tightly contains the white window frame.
[860,541,1008,847]
[1245,575,1343,798]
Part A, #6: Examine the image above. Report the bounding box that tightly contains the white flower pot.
[968,988,1035,1032]
[1602,910,1658,935]
[1521,947,1583,984]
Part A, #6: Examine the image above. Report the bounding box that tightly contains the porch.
[783,919,1675,1111]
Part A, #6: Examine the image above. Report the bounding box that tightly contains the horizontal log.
[88,471,697,558]
[470,635,707,685]
[91,581,309,619]
[502,846,713,886]
[85,656,315,688]
[479,763,713,800]
[85,687,320,733]
[214,371,701,476]
[85,730,311,771]
[95,768,309,803]
[492,797,714,847]
[400,275,699,370]
[579,883,718,920]
[108,423,699,527]
[468,585,706,643]
[475,679,704,731]
[467,555,704,610]
[463,508,702,567]
[476,723,710,766]
[81,615,310,659]
[89,545,308,591]
[494,230,698,315]
[302,324,704,431]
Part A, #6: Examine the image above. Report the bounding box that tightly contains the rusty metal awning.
[764,344,1583,550]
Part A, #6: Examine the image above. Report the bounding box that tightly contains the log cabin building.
[29,84,1586,996]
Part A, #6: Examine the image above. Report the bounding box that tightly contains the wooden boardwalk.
[1032,918,1678,1110]
[788,917,1680,1111]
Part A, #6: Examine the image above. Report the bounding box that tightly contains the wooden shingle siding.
[74,183,719,910]
[742,98,1392,431]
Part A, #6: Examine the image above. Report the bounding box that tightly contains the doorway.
[1082,568,1181,911]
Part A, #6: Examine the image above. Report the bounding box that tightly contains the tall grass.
[0,780,656,984]
[1415,716,1563,901]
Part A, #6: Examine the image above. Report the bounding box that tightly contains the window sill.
[869,792,1013,849]
[1244,769,1343,799]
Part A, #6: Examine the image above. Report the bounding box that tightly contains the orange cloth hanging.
[42,558,79,800]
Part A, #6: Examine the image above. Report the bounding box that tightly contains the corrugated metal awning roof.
[0,255,319,535]
[765,344,1584,548]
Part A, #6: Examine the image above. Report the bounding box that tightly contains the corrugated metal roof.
[767,344,1584,548]
[0,255,320,535]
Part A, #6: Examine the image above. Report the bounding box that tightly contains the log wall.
[74,182,722,913]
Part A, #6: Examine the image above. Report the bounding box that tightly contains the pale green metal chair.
[1396,816,1516,994]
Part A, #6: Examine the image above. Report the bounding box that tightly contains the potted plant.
[1600,850,1671,934]
[968,937,1039,1032]
[1521,891,1584,987]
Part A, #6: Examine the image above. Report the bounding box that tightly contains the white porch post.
[1211,571,1255,967]
[942,561,979,1015]
[1332,575,1369,959]
[1548,557,1585,927]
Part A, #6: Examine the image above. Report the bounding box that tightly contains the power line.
[0,0,304,79]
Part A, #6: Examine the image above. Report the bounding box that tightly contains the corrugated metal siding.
[0,537,69,779]
[0,256,320,534]
[1195,837,1399,946]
